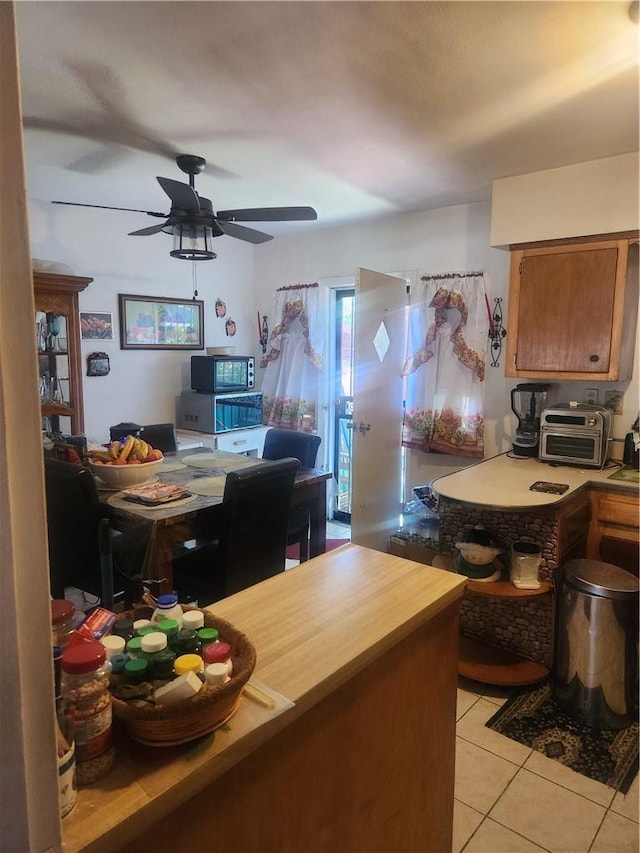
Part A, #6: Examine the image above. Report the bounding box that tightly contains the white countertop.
[431,453,638,510]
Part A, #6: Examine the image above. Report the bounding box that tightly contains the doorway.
[332,288,355,524]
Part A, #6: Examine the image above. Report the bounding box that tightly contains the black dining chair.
[140,423,178,454]
[172,457,300,606]
[262,428,322,562]
[44,458,140,610]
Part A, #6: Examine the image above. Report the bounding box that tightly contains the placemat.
[184,476,227,497]
[159,458,187,473]
[182,453,254,472]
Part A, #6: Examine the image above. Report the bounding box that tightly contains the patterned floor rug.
[486,682,638,794]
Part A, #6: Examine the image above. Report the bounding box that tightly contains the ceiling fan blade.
[216,206,317,223]
[217,221,273,244]
[157,177,200,212]
[128,222,169,237]
[52,201,167,217]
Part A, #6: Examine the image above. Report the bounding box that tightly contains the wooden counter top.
[432,452,639,510]
[63,544,466,852]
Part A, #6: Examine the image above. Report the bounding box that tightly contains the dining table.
[98,448,333,595]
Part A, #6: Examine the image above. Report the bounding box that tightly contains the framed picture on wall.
[118,294,204,350]
[80,311,114,341]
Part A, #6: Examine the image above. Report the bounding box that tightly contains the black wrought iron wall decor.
[488,297,507,368]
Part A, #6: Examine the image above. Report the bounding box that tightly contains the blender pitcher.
[510,383,550,457]
[510,541,542,589]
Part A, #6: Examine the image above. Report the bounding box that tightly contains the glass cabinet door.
[33,272,92,437]
[37,309,71,435]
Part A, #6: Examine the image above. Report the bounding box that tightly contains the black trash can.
[552,559,639,730]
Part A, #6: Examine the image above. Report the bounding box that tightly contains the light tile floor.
[454,678,639,853]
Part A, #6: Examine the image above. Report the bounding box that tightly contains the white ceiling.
[15,1,639,240]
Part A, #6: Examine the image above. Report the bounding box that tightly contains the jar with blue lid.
[151,593,184,627]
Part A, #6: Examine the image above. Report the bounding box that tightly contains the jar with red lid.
[61,641,115,785]
[51,599,76,648]
[202,641,233,677]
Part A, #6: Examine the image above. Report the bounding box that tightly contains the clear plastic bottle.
[151,593,184,627]
[61,641,115,786]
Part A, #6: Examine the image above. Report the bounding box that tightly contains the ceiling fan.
[52,154,318,260]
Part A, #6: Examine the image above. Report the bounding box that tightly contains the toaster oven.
[539,403,611,469]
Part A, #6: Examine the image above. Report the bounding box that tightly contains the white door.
[351,268,408,552]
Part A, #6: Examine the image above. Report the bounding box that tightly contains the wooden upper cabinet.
[505,237,639,380]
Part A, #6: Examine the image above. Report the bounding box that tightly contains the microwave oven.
[178,390,263,434]
[190,355,255,393]
[539,403,611,469]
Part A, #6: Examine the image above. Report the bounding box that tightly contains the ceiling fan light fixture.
[170,223,216,260]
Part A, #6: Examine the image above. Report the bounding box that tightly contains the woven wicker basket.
[111,609,257,747]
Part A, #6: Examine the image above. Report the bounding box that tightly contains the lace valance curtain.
[260,283,324,431]
[402,272,488,458]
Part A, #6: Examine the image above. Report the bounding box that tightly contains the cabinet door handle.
[589,354,599,363]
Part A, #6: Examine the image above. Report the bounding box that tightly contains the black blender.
[510,383,550,457]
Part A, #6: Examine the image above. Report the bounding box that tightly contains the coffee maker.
[510,383,550,457]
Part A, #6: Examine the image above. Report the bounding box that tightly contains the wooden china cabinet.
[34,271,92,435]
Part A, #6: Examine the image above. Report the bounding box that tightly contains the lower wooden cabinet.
[587,488,639,575]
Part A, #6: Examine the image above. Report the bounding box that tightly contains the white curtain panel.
[261,283,324,431]
[402,273,488,458]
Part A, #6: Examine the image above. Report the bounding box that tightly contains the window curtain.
[402,272,488,458]
[260,283,324,431]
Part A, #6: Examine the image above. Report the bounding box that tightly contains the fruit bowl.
[87,458,163,490]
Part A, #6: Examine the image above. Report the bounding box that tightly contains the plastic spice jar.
[156,618,180,643]
[197,627,219,645]
[61,641,115,786]
[126,636,143,658]
[151,593,184,627]
[202,641,233,677]
[140,631,176,682]
[171,628,200,657]
[100,634,126,660]
[111,617,134,642]
[124,658,150,685]
[51,599,76,648]
[174,654,204,677]
[181,609,205,631]
[133,618,151,634]
[203,662,229,690]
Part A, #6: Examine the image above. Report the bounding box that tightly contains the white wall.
[28,199,256,441]
[491,152,640,248]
